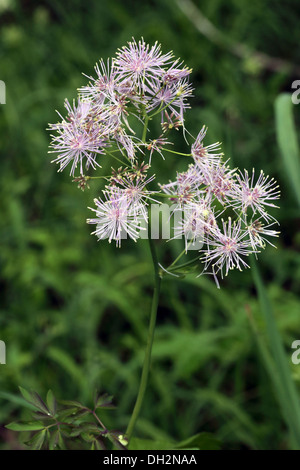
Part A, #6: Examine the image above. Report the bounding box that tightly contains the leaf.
[94,393,115,410]
[18,387,37,407]
[26,429,46,450]
[71,408,90,419]
[31,392,51,415]
[18,387,50,415]
[49,430,60,450]
[251,258,300,450]
[56,407,81,422]
[58,399,86,409]
[0,391,37,411]
[6,421,45,432]
[69,423,100,437]
[81,432,96,443]
[94,439,106,450]
[108,435,128,450]
[46,390,57,416]
[275,93,300,207]
[32,411,55,421]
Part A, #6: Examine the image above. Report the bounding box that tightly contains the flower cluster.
[48,38,280,287]
[48,38,193,176]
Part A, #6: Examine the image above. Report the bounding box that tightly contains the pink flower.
[147,79,193,124]
[79,59,117,106]
[202,218,254,281]
[147,137,172,163]
[246,218,280,250]
[233,169,281,221]
[191,126,223,168]
[87,189,145,247]
[115,37,174,93]
[48,99,108,176]
[203,162,237,204]
[174,197,217,251]
[162,60,192,84]
[159,164,204,207]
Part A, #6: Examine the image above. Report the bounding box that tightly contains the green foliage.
[6,388,126,450]
[250,259,300,449]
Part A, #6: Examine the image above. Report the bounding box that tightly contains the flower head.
[48,99,108,176]
[48,38,280,287]
[202,218,253,281]
[191,126,223,169]
[115,37,174,93]
[174,196,217,251]
[233,169,281,220]
[87,188,145,247]
[246,218,280,250]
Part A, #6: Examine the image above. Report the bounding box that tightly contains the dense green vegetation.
[1,0,300,450]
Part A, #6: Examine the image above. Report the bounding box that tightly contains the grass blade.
[275,93,300,207]
[251,258,300,448]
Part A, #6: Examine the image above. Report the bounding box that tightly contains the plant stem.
[167,255,200,272]
[163,147,192,157]
[142,114,149,143]
[126,207,161,442]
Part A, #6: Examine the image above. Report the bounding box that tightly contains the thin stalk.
[163,147,192,157]
[167,255,200,272]
[149,95,179,119]
[126,207,161,442]
[142,114,149,143]
[105,149,129,166]
[167,240,195,270]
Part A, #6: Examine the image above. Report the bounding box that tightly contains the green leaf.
[81,432,96,443]
[94,393,115,410]
[26,429,46,450]
[251,258,300,449]
[58,399,86,409]
[18,387,37,406]
[31,392,51,415]
[32,411,55,421]
[71,408,90,419]
[18,387,32,402]
[49,430,60,450]
[70,423,100,437]
[6,421,45,432]
[46,390,57,416]
[56,407,80,422]
[94,439,106,450]
[275,93,300,207]
[18,387,50,415]
[0,391,37,411]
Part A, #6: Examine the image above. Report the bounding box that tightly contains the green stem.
[105,149,129,166]
[167,255,200,273]
[142,114,149,143]
[168,248,187,269]
[167,240,194,270]
[126,208,161,442]
[149,95,179,119]
[163,147,192,157]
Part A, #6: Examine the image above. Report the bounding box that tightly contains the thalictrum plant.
[7,38,280,450]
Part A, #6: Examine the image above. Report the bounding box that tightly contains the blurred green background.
[1,0,300,450]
